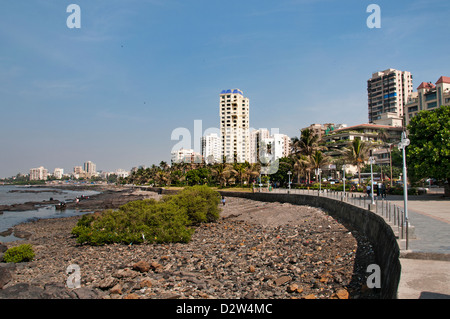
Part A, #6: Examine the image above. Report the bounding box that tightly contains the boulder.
[0,267,12,289]
[132,260,150,273]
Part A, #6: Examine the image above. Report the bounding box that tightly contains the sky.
[1,0,449,178]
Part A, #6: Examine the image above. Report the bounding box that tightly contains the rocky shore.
[0,189,380,299]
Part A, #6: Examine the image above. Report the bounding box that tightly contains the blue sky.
[1,0,449,178]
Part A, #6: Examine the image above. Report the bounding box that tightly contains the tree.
[342,138,371,185]
[311,150,330,182]
[407,105,450,196]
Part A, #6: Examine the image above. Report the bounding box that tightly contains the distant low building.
[30,166,48,181]
[171,148,203,164]
[53,168,64,179]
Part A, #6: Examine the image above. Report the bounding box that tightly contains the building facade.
[201,133,222,164]
[367,68,414,124]
[29,166,48,181]
[220,89,250,163]
[53,168,64,179]
[405,76,450,125]
[171,148,203,164]
[83,161,96,176]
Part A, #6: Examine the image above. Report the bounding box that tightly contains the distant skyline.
[1,0,450,178]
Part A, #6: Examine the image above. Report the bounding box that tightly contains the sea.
[0,185,100,243]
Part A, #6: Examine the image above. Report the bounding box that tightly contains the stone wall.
[217,191,401,299]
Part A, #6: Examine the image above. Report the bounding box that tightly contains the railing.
[269,187,410,248]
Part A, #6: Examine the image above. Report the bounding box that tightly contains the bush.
[71,186,222,245]
[163,185,221,224]
[3,244,35,263]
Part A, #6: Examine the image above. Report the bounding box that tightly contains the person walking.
[221,196,226,206]
[366,184,371,198]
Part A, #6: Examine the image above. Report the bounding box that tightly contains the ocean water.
[0,185,100,243]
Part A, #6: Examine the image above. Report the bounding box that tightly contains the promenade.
[270,187,450,299]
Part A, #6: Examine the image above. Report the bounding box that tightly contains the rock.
[133,260,150,273]
[115,268,138,279]
[73,287,103,299]
[123,293,140,299]
[287,283,298,293]
[0,243,7,253]
[139,278,153,288]
[248,265,256,273]
[303,294,317,299]
[150,261,163,272]
[96,276,117,290]
[336,289,349,299]
[274,276,291,286]
[0,283,44,299]
[0,267,12,289]
[110,284,122,295]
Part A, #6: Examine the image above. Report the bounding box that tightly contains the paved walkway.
[271,188,450,299]
[384,194,450,299]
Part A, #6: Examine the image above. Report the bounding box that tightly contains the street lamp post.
[287,171,292,194]
[342,164,346,200]
[368,156,376,205]
[398,131,410,250]
[315,168,322,196]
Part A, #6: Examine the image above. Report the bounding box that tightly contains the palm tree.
[311,150,330,183]
[293,154,310,184]
[342,138,371,185]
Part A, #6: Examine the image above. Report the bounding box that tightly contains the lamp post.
[287,171,292,194]
[342,164,346,199]
[315,168,322,196]
[398,131,410,250]
[368,156,376,205]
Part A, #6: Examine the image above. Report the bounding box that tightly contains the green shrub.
[3,244,35,263]
[163,185,221,224]
[71,186,221,245]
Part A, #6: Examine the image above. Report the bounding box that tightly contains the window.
[427,102,437,109]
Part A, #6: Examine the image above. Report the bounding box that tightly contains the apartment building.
[53,168,64,179]
[201,133,222,164]
[405,76,450,125]
[171,148,203,164]
[367,68,414,124]
[220,89,250,163]
[29,166,48,181]
[83,161,96,176]
[249,129,290,163]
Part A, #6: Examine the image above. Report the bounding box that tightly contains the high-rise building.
[83,161,96,176]
[249,129,270,163]
[220,89,250,163]
[405,76,450,125]
[29,166,48,181]
[201,133,222,164]
[367,68,414,125]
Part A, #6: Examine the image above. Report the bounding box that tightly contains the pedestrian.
[366,184,371,197]
[221,196,226,206]
[377,183,381,198]
[381,183,386,199]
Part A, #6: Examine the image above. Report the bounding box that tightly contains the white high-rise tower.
[219,89,250,163]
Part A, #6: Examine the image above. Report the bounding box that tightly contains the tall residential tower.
[367,68,413,125]
[220,89,250,163]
